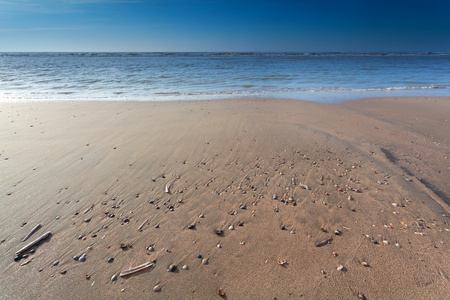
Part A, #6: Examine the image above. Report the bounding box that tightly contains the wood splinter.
[138,219,148,232]
[22,224,41,242]
[119,262,154,277]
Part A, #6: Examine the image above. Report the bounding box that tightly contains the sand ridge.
[0,98,449,299]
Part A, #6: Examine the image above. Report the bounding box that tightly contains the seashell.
[153,285,161,292]
[361,262,369,267]
[217,289,225,296]
[334,230,341,235]
[85,274,90,280]
[277,259,287,266]
[201,258,209,265]
[332,252,338,257]
[348,195,353,200]
[182,265,188,270]
[395,242,402,248]
[217,243,222,248]
[290,230,295,234]
[337,265,345,271]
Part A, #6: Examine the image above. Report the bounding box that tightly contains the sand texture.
[0,97,449,299]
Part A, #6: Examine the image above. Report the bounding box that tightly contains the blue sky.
[0,0,449,52]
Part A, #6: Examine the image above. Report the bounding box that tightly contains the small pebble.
[153,285,161,292]
[38,268,43,272]
[14,255,22,262]
[60,270,67,275]
[79,253,86,262]
[182,265,188,270]
[337,265,345,271]
[199,213,205,218]
[395,242,402,248]
[84,217,91,223]
[148,246,154,252]
[103,225,108,229]
[217,243,222,248]
[290,230,295,234]
[111,274,118,281]
[228,225,234,230]
[201,258,209,265]
[107,257,114,263]
[53,261,59,266]
[73,255,80,261]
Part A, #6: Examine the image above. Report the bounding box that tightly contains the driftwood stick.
[119,261,154,277]
[138,219,148,231]
[16,231,51,255]
[22,224,41,242]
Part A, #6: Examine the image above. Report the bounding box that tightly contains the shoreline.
[1,96,449,299]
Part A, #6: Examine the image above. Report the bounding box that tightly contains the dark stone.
[14,255,22,262]
[168,264,177,272]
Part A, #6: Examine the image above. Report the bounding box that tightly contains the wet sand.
[0,97,449,299]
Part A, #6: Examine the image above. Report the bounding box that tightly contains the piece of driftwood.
[315,237,332,247]
[22,224,41,242]
[16,231,51,255]
[119,261,154,277]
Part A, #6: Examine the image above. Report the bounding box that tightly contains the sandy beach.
[0,97,449,299]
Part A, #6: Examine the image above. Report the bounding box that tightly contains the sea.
[0,52,449,103]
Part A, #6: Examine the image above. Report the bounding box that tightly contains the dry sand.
[0,97,449,299]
